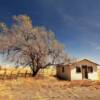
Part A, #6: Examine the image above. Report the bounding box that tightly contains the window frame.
[62,67,64,73]
[88,66,93,73]
[76,66,81,73]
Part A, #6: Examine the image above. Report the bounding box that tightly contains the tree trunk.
[32,67,40,77]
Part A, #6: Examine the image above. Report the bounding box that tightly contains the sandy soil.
[0,76,100,100]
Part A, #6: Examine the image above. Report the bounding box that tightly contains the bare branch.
[0,15,72,76]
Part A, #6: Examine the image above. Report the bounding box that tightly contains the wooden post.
[3,68,6,80]
[25,70,27,78]
[16,70,20,79]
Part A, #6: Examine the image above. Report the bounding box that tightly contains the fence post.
[3,68,6,80]
[25,70,27,78]
[16,70,20,79]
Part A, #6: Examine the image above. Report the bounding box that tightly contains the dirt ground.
[0,76,100,100]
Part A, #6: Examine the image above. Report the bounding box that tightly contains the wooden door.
[82,66,88,79]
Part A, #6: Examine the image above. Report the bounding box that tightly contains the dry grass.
[0,76,100,100]
[0,67,100,100]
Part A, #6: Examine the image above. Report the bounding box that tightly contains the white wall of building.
[56,59,99,80]
[70,62,99,80]
[71,68,82,80]
[88,66,99,80]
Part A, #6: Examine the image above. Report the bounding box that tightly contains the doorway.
[82,65,88,79]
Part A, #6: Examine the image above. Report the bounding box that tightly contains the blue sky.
[0,0,100,64]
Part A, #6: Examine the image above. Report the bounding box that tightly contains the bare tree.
[0,15,71,76]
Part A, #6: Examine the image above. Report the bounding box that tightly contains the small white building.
[56,59,99,80]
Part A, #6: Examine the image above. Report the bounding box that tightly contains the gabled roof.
[57,59,99,67]
[72,59,99,66]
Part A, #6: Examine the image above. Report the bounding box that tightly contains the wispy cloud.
[88,41,100,50]
[57,8,77,25]
[57,8,100,50]
[57,7,100,34]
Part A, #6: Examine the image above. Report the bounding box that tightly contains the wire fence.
[0,67,56,80]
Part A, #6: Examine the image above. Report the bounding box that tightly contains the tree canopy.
[0,15,72,76]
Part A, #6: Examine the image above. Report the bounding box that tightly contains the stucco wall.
[71,67,82,80]
[71,66,98,80]
[88,66,98,80]
[56,59,99,80]
[56,65,71,80]
[71,60,99,80]
[88,72,98,80]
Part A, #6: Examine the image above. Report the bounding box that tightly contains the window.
[76,67,81,73]
[88,66,93,73]
[62,67,64,72]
